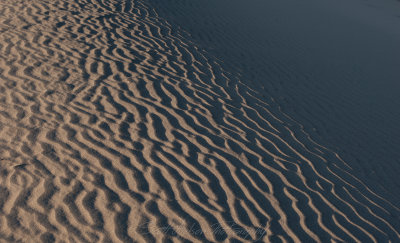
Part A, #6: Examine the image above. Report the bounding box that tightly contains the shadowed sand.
[0,0,399,242]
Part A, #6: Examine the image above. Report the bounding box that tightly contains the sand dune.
[0,0,399,242]
[150,0,400,202]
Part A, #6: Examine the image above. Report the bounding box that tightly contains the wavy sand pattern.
[0,0,399,242]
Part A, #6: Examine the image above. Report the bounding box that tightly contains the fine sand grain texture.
[0,0,399,242]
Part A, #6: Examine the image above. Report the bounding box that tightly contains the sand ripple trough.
[0,0,399,242]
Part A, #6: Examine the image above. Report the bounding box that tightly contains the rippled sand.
[0,0,399,242]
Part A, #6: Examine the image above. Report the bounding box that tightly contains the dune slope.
[149,0,400,202]
[0,0,399,242]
